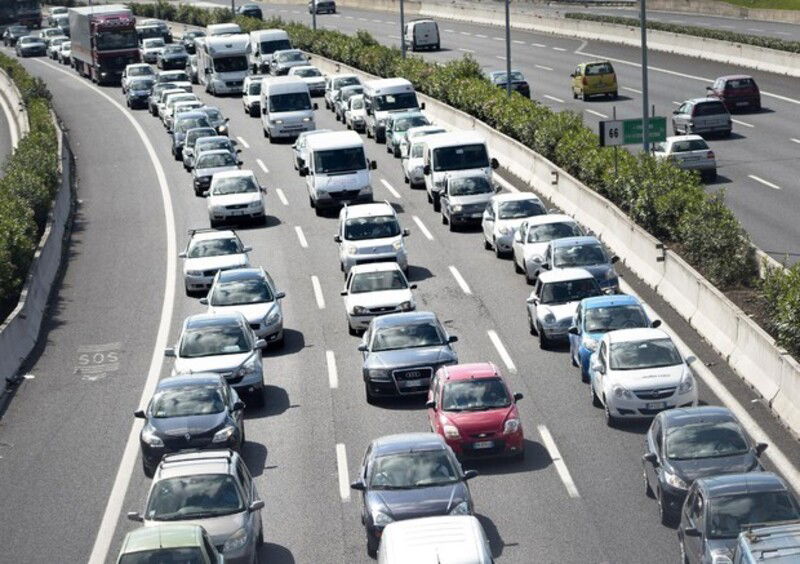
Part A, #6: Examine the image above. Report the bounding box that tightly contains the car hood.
[537,302,580,322]
[147,511,247,546]
[270,109,314,121]
[667,453,759,484]
[276,60,306,69]
[300,77,325,86]
[209,192,262,207]
[366,346,455,369]
[184,254,248,272]
[449,193,493,207]
[345,289,412,310]
[607,363,686,390]
[174,351,254,374]
[348,234,401,253]
[162,53,186,60]
[558,263,614,281]
[441,405,515,435]
[150,411,228,437]
[366,482,469,521]
[209,302,278,324]
[195,165,239,178]
[521,242,548,259]
[494,217,530,233]
[350,108,367,118]
[315,170,369,191]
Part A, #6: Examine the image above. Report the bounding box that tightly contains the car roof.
[718,74,754,81]
[185,311,245,329]
[306,130,363,151]
[440,362,501,382]
[156,372,225,390]
[699,472,790,498]
[538,267,595,283]
[189,229,238,242]
[196,135,232,144]
[212,169,256,181]
[660,406,737,427]
[372,433,447,456]
[581,294,641,310]
[371,311,438,329]
[157,449,237,480]
[549,235,600,248]
[121,524,203,553]
[126,63,152,70]
[606,327,669,343]
[525,213,577,227]
[388,110,425,120]
[290,65,319,72]
[217,267,265,283]
[423,131,486,149]
[342,202,395,219]
[492,192,542,204]
[685,97,727,105]
[349,262,403,275]
[196,149,234,158]
[382,516,488,561]
[665,134,706,143]
[175,111,207,121]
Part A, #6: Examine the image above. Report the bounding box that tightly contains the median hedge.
[565,12,800,54]
[0,54,58,320]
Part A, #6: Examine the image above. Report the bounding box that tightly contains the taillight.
[707,151,715,159]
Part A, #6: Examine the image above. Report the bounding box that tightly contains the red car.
[706,74,761,112]
[426,363,524,460]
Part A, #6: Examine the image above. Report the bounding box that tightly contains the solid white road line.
[538,425,580,498]
[493,36,504,41]
[494,174,519,193]
[585,109,609,119]
[336,444,351,501]
[236,136,250,149]
[275,188,289,206]
[412,215,434,241]
[458,48,475,53]
[311,275,326,309]
[748,174,781,190]
[475,33,487,38]
[388,35,400,40]
[487,330,517,373]
[534,64,553,71]
[731,118,754,128]
[449,266,472,295]
[0,85,19,148]
[672,101,681,105]
[295,226,309,248]
[256,158,269,173]
[37,60,178,564]
[326,350,339,389]
[791,138,800,144]
[444,29,455,33]
[552,46,567,51]
[531,42,546,47]
[496,55,506,60]
[380,178,401,198]
[513,39,525,44]
[543,94,564,103]
[623,86,642,94]
[460,31,472,35]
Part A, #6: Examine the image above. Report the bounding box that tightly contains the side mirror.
[448,335,458,343]
[755,442,768,456]
[402,228,410,237]
[642,452,658,465]
[705,85,713,91]
[548,208,559,214]
[370,160,377,170]
[672,109,679,115]
[313,102,319,110]
[243,246,253,253]
[569,73,575,78]
[683,527,701,538]
[178,251,187,258]
[651,319,662,328]
[513,392,524,401]
[199,297,209,305]
[126,511,144,522]
[423,164,431,175]
[610,255,619,264]
[340,290,348,296]
[334,235,342,243]
[592,360,605,374]
[526,297,538,305]
[204,68,210,74]
[262,107,267,115]
[299,166,309,177]
[255,339,267,349]
[164,347,176,357]
[249,500,265,512]
[357,344,367,352]
[464,469,478,480]
[275,291,286,299]
[224,117,230,123]
[350,479,366,491]
[514,231,522,242]
[134,409,146,419]
[490,157,499,170]
[237,160,243,166]
[410,283,417,289]
[425,400,436,409]
[603,287,615,295]
[233,400,245,411]
[494,184,502,193]
[568,326,579,336]
[541,263,550,270]
[420,102,426,110]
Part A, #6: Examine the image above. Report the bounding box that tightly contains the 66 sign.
[599,120,624,147]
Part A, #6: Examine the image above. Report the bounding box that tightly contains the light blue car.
[568,294,659,382]
[385,111,430,158]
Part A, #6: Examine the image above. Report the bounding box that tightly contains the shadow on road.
[476,513,517,558]
[258,542,295,563]
[464,439,553,475]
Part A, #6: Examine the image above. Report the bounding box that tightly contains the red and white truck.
[68,5,139,85]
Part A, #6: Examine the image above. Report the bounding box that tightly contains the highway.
[0,27,798,563]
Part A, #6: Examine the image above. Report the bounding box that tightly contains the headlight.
[452,204,463,213]
[141,424,164,447]
[498,226,511,235]
[543,312,556,325]
[218,125,228,134]
[678,372,694,394]
[392,240,403,251]
[664,471,688,490]
[449,501,470,516]
[186,270,203,276]
[605,269,617,280]
[264,309,281,325]
[710,550,733,564]
[345,245,358,255]
[271,119,283,125]
[612,385,633,399]
[581,336,598,351]
[236,355,258,377]
[352,305,368,315]
[249,200,262,208]
[503,418,520,434]
[399,301,414,311]
[367,369,390,382]
[372,511,393,527]
[530,255,543,263]
[302,117,312,122]
[212,425,236,443]
[222,528,248,553]
[443,424,460,439]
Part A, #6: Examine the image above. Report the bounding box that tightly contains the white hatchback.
[207,170,266,227]
[481,192,546,257]
[342,262,416,334]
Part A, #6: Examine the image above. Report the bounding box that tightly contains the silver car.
[122,63,156,93]
[481,193,546,258]
[360,311,458,403]
[440,174,497,230]
[193,149,242,196]
[127,450,264,564]
[181,127,219,170]
[188,136,240,171]
[269,49,309,75]
[334,84,364,122]
[511,214,584,285]
[342,262,416,334]
[672,98,732,138]
[179,228,251,295]
[141,37,166,64]
[653,135,717,182]
[336,202,410,276]
[291,129,331,171]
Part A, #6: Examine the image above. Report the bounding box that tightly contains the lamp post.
[400,0,406,58]
[312,0,317,31]
[231,0,235,18]
[640,0,650,152]
[505,0,511,96]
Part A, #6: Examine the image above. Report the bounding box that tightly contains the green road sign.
[599,117,667,147]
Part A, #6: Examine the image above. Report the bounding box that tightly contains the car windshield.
[163,45,186,55]
[20,37,42,45]
[248,82,261,95]
[213,55,248,72]
[187,129,217,146]
[609,338,682,370]
[187,237,241,258]
[369,451,459,489]
[449,176,492,196]
[211,278,273,306]
[540,278,601,304]
[129,79,154,91]
[334,77,360,89]
[498,199,545,219]
[584,305,648,333]
[212,176,258,195]
[196,153,237,169]
[163,72,189,83]
[350,271,407,294]
[374,92,418,112]
[666,421,750,460]
[176,117,210,134]
[372,321,445,351]
[493,71,525,83]
[278,51,305,62]
[144,39,165,48]
[9,26,27,34]
[707,492,800,539]
[146,475,245,521]
[118,548,206,564]
[344,216,400,241]
[150,385,225,418]
[442,378,510,411]
[96,29,138,50]
[314,147,366,174]
[269,92,311,112]
[671,139,709,152]
[294,67,321,77]
[197,141,233,154]
[527,222,581,243]
[179,325,251,358]
[201,108,223,122]
[553,243,606,267]
[433,144,489,171]
[351,98,364,110]
[394,115,429,132]
[261,39,291,54]
[342,88,363,101]
[586,62,614,75]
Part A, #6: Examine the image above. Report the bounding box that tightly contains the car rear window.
[693,102,727,116]
[725,78,755,90]
[672,139,709,152]
[585,63,614,75]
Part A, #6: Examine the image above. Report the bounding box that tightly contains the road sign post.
[599,116,666,148]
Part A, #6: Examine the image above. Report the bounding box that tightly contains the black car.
[486,69,531,99]
[126,78,155,110]
[181,30,206,54]
[15,36,46,57]
[642,406,767,525]
[309,0,336,14]
[3,25,28,47]
[350,433,477,557]
[237,3,263,19]
[157,44,188,70]
[134,373,245,477]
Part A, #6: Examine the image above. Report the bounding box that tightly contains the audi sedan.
[350,433,477,557]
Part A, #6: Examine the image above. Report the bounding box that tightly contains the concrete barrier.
[0,68,30,149]
[648,0,800,25]
[0,113,74,382]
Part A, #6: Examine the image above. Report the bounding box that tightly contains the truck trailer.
[68,5,139,85]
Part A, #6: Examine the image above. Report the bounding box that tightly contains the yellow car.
[571,61,618,100]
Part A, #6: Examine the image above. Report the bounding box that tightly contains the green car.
[385,111,430,158]
[117,524,224,563]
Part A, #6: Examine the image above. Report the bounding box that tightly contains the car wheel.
[580,365,589,384]
[448,217,455,232]
[366,532,378,558]
[365,382,377,405]
[643,467,655,498]
[493,239,503,258]
[570,350,578,367]
[484,238,492,251]
[393,146,401,158]
[386,143,392,154]
[432,195,441,212]
[142,459,155,478]
[610,90,618,100]
[366,126,373,139]
[441,212,448,225]
[591,382,602,407]
[657,489,672,525]
[272,334,285,349]
[524,267,535,286]
[604,397,617,427]
[426,191,432,204]
[249,106,259,118]
[514,257,523,273]
[539,327,549,350]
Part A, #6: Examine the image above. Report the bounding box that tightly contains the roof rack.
[159,449,235,467]
[188,227,235,237]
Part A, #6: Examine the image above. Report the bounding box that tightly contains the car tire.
[386,143,392,154]
[393,146,401,158]
[366,533,378,558]
[366,126,373,139]
[249,106,259,118]
[539,328,549,350]
[441,212,448,225]
[644,467,655,498]
[571,350,579,367]
[493,239,504,258]
[722,129,732,138]
[485,238,492,251]
[432,195,441,212]
[365,382,377,406]
[272,334,285,349]
[591,383,602,408]
[142,459,155,478]
[657,489,672,526]
[426,191,432,204]
[524,267,535,286]
[581,365,589,384]
[611,90,618,100]
[604,398,618,427]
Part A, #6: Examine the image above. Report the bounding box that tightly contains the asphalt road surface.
[0,32,798,563]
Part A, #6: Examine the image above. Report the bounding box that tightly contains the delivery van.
[260,76,317,141]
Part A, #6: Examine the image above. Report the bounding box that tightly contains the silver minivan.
[672,97,732,138]
[378,516,492,563]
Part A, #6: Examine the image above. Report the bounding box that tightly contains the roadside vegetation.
[721,0,800,10]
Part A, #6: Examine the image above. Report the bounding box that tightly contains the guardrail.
[309,52,800,437]
[0,68,30,148]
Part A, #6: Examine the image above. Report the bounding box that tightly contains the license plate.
[403,379,424,387]
[647,402,667,410]
[736,101,748,106]
[473,441,494,449]
[470,213,483,218]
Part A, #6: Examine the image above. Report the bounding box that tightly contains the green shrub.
[760,263,800,357]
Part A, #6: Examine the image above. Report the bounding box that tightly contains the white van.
[422,131,499,211]
[248,29,292,73]
[206,22,242,36]
[378,516,493,564]
[300,130,376,213]
[404,19,440,51]
[195,34,250,96]
[260,76,317,141]
[362,78,423,144]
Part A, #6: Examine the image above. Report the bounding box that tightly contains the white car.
[156,70,193,92]
[335,202,410,275]
[121,63,155,93]
[168,100,204,130]
[242,74,265,117]
[344,94,367,132]
[588,328,698,426]
[141,37,166,63]
[58,41,71,65]
[653,134,717,182]
[402,139,427,190]
[201,267,286,346]
[288,65,326,96]
[47,36,68,59]
[161,92,199,127]
[511,214,583,284]
[179,229,251,295]
[342,262,416,335]
[207,170,266,227]
[525,268,603,348]
[156,88,188,120]
[398,125,446,162]
[166,312,266,403]
[482,193,546,257]
[291,128,332,171]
